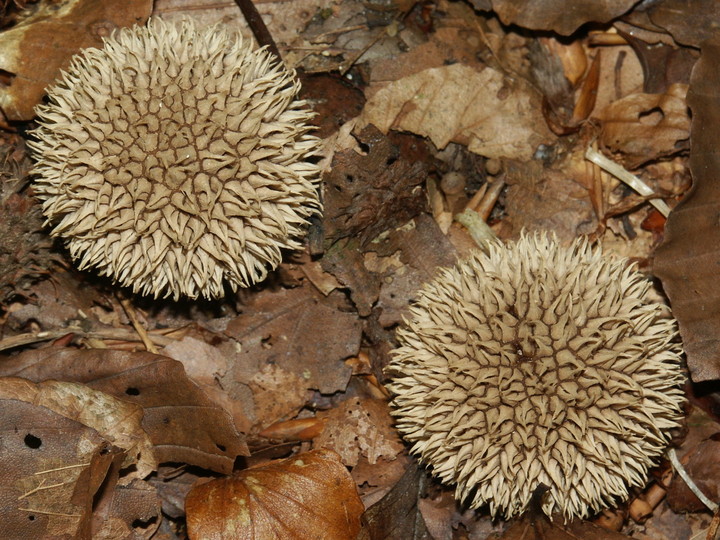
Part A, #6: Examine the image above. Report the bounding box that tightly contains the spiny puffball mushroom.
[386,232,685,520]
[29,17,321,300]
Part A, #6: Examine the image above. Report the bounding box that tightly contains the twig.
[234,0,280,60]
[585,147,671,217]
[0,327,175,353]
[117,295,158,354]
[35,463,91,475]
[19,479,67,499]
[17,508,81,518]
[668,448,719,513]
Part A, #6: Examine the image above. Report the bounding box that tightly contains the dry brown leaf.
[314,397,404,467]
[0,377,156,480]
[0,398,118,539]
[644,0,720,48]
[249,364,308,428]
[667,438,720,512]
[655,37,720,382]
[502,151,598,241]
[364,214,458,328]
[92,477,161,539]
[185,449,364,540]
[600,84,690,169]
[323,125,430,247]
[490,515,634,539]
[357,64,553,160]
[0,0,152,121]
[470,0,637,36]
[0,348,248,472]
[162,335,228,387]
[358,462,430,540]
[224,286,362,395]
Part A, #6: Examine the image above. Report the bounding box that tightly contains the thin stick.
[234,0,280,60]
[668,448,719,512]
[35,463,91,475]
[118,296,158,354]
[19,480,67,500]
[585,147,671,217]
[17,508,81,518]
[0,327,175,352]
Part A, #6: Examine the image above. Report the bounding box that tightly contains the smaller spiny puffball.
[386,232,685,520]
[29,17,321,300]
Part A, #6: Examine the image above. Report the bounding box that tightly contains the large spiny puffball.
[29,17,321,300]
[386,232,685,520]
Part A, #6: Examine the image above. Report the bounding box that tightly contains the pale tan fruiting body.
[30,18,321,300]
[386,232,685,520]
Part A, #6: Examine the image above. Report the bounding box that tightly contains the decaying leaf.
[600,84,690,169]
[655,36,720,382]
[358,64,554,161]
[323,125,429,247]
[224,285,362,395]
[0,0,152,121]
[358,462,430,540]
[489,513,634,539]
[470,0,637,35]
[185,449,364,540]
[92,476,161,539]
[0,398,118,539]
[249,364,309,428]
[502,153,598,241]
[314,397,404,467]
[642,0,720,48]
[0,348,248,472]
[364,214,458,327]
[667,438,720,513]
[0,377,156,480]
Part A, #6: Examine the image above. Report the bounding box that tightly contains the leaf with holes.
[185,449,364,540]
[0,396,120,539]
[599,83,690,169]
[0,377,156,480]
[0,348,248,473]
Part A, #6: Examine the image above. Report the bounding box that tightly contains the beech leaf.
[185,449,364,540]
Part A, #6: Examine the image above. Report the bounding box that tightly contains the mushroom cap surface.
[386,232,685,520]
[30,17,321,300]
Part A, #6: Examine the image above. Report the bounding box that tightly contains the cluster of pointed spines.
[386,232,685,520]
[30,18,321,300]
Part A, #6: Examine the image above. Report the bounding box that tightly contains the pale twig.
[19,479,67,500]
[585,147,671,217]
[118,295,159,354]
[35,463,91,475]
[0,327,175,352]
[17,508,81,518]
[668,448,719,512]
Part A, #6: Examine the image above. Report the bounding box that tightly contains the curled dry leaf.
[0,377,156,481]
[0,0,152,121]
[0,348,248,473]
[358,64,553,161]
[655,37,720,382]
[600,84,690,169]
[185,449,364,540]
[0,398,118,539]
